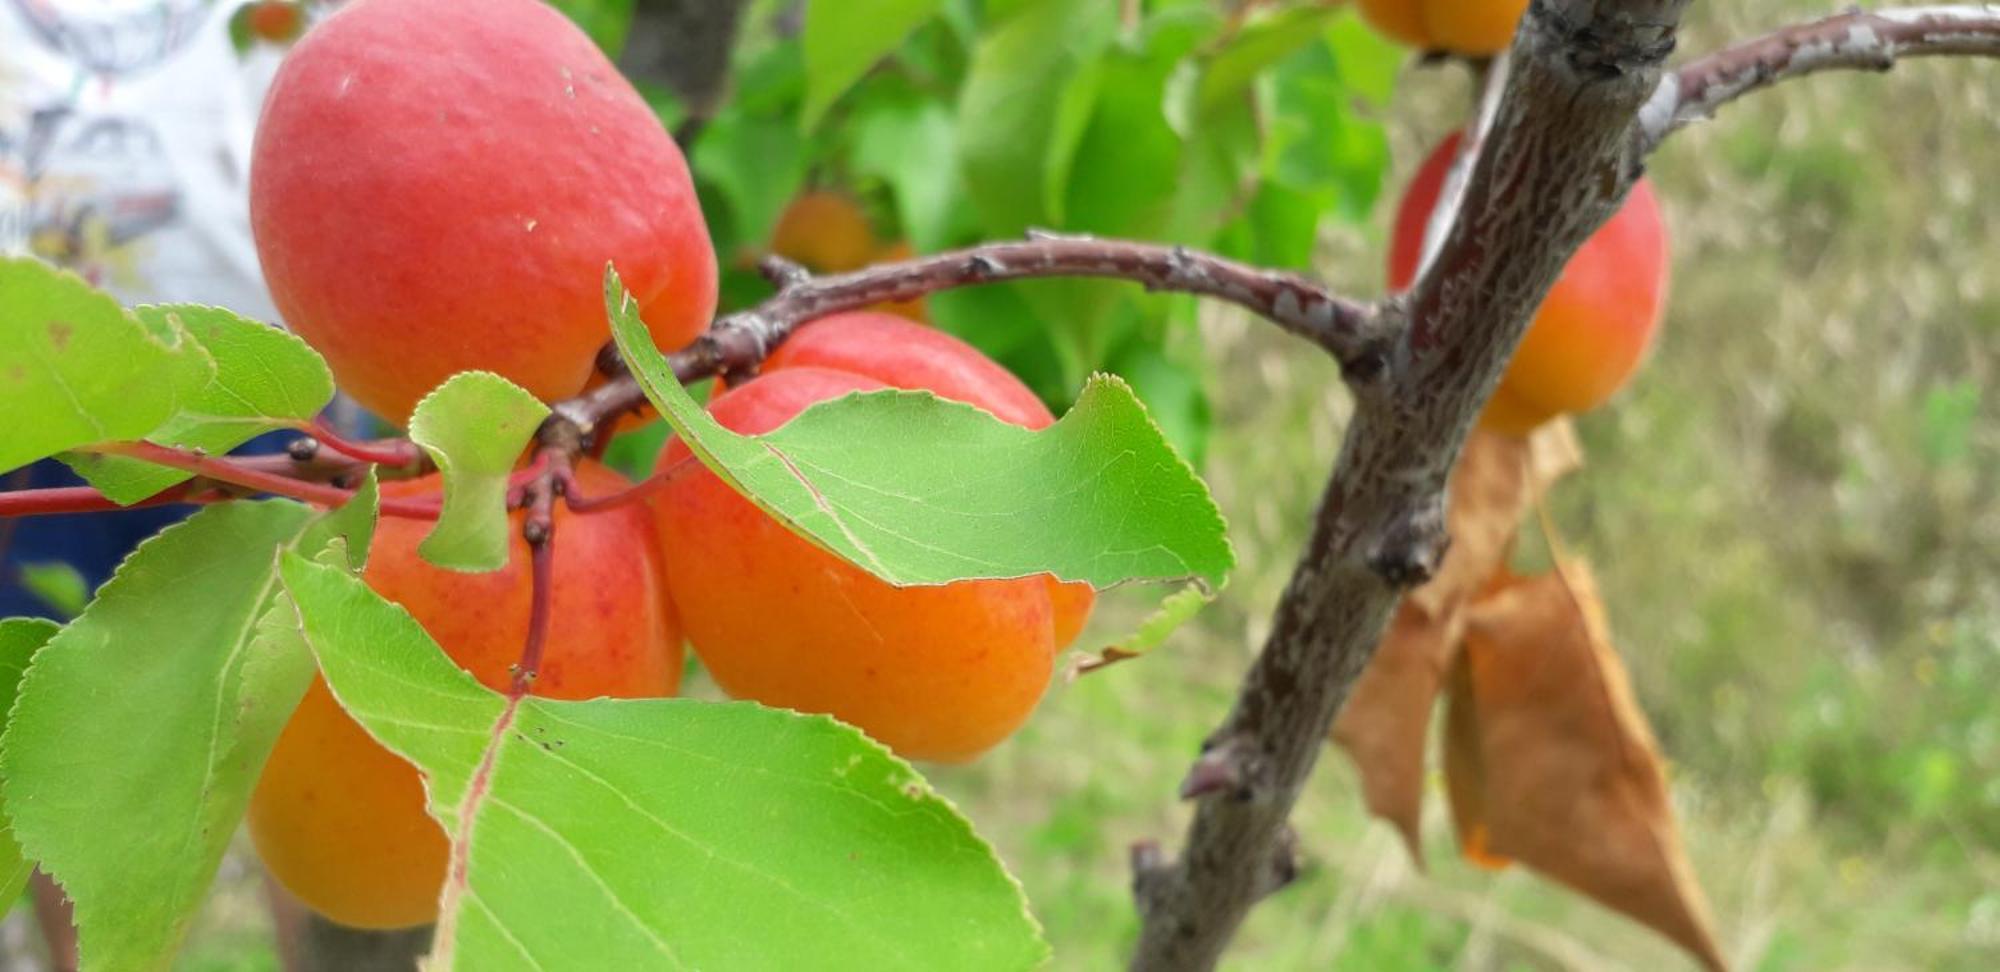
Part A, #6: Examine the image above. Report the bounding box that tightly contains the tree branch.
[1128,2,1691,967]
[560,236,1384,434]
[619,0,751,143]
[1639,4,2000,150]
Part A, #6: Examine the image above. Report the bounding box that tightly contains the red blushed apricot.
[655,367,1058,763]
[251,0,716,424]
[1359,0,1529,57]
[758,312,1096,647]
[249,460,682,929]
[1389,133,1668,436]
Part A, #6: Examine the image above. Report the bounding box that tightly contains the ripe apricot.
[1358,0,1529,57]
[655,366,1062,763]
[756,312,1095,648]
[249,460,682,929]
[1389,133,1668,436]
[769,191,878,274]
[251,0,717,423]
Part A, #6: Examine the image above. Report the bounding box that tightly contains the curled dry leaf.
[1441,654,1510,871]
[1445,566,1726,972]
[1331,419,1582,864]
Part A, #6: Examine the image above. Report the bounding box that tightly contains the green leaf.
[1194,4,1341,113]
[691,111,812,256]
[61,304,335,503]
[15,562,89,619]
[848,92,961,252]
[956,0,1116,234]
[0,256,211,475]
[1070,583,1216,676]
[278,552,1050,970]
[1268,40,1389,223]
[1326,8,1403,107]
[802,0,943,129]
[0,490,377,972]
[0,618,57,912]
[1062,37,1191,243]
[406,372,550,573]
[609,271,1231,590]
[548,0,635,56]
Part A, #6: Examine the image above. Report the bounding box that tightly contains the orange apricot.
[757,312,1095,647]
[1358,0,1529,57]
[769,190,879,274]
[1388,133,1668,436]
[655,366,1059,763]
[249,460,682,928]
[251,0,717,423]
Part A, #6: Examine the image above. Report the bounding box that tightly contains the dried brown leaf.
[1449,566,1727,972]
[1442,653,1511,871]
[1332,423,1584,864]
[1330,602,1452,862]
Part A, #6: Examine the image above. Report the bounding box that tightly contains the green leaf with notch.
[407,372,550,573]
[61,304,335,503]
[0,256,212,475]
[279,552,1050,970]
[608,270,1231,591]
[0,484,376,972]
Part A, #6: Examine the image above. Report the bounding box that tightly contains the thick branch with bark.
[1640,4,2000,148]
[1127,2,1691,968]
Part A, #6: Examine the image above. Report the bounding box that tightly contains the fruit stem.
[294,419,426,469]
[508,449,566,697]
[560,456,697,515]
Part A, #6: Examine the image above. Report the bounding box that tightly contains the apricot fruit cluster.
[244,0,1085,931]
[250,462,682,929]
[250,0,716,424]
[656,312,1093,764]
[1388,133,1669,435]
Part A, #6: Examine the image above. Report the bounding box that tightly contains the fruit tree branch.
[1639,4,2000,150]
[1127,2,1691,968]
[560,236,1384,435]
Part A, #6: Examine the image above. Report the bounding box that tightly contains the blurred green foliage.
[674,0,1396,464]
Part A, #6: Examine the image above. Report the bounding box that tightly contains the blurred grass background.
[63,1,1995,969]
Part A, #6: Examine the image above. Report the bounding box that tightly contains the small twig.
[82,443,441,519]
[0,483,205,519]
[1640,4,2000,150]
[561,461,690,515]
[295,419,425,469]
[559,237,1383,437]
